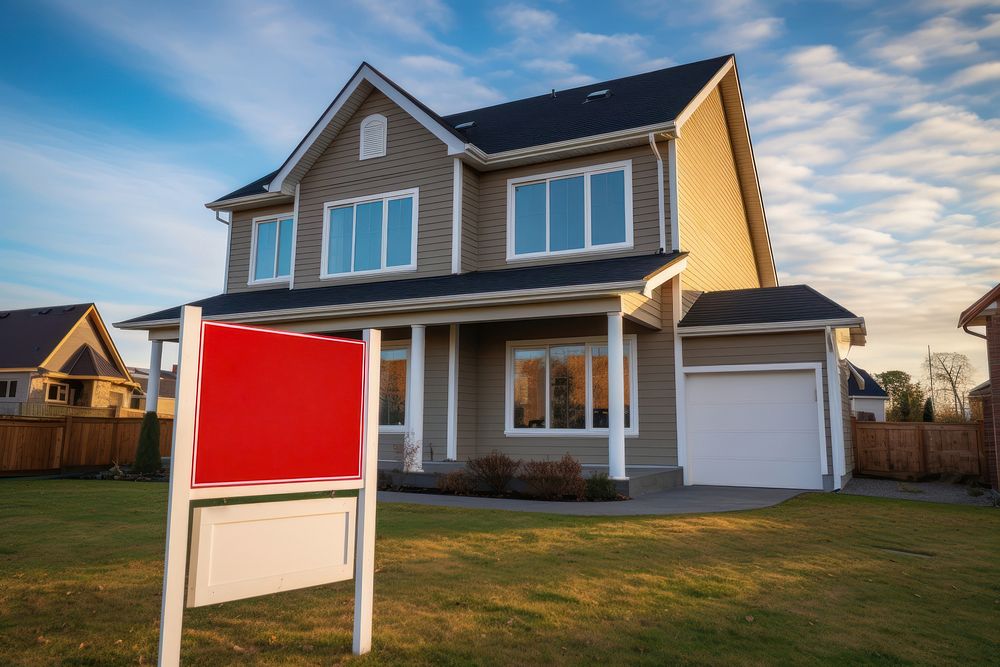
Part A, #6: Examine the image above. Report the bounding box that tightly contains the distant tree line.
[873,351,978,423]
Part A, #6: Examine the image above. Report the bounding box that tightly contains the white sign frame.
[157,306,382,664]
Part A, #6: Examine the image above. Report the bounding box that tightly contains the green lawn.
[0,481,997,666]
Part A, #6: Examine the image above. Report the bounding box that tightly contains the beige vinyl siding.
[476,145,668,271]
[294,90,454,289]
[456,324,478,459]
[471,285,677,466]
[226,203,295,294]
[676,87,759,303]
[461,165,480,272]
[682,331,835,474]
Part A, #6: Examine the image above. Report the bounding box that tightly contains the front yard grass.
[0,480,997,666]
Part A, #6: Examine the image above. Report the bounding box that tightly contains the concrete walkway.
[378,485,804,516]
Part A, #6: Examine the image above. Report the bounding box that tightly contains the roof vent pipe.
[551,89,556,98]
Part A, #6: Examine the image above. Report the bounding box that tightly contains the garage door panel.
[686,370,823,490]
[687,403,819,431]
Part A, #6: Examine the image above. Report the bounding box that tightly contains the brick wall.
[987,315,1000,489]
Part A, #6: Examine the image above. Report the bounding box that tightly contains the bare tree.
[924,352,975,417]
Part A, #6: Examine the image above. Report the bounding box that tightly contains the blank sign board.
[186,497,357,607]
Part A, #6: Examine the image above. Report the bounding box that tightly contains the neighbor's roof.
[969,380,991,397]
[59,343,124,379]
[0,303,92,369]
[678,285,860,329]
[958,282,1000,328]
[213,55,732,203]
[846,361,888,398]
[117,252,684,327]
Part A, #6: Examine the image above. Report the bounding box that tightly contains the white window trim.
[379,342,410,434]
[505,159,634,263]
[504,334,639,437]
[248,212,294,286]
[320,188,419,280]
[359,113,388,160]
[45,381,69,404]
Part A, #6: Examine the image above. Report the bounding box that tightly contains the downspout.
[825,326,847,489]
[963,324,987,340]
[216,211,231,292]
[648,133,667,253]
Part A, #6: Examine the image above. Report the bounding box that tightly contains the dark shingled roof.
[119,252,684,325]
[846,361,888,398]
[443,55,732,154]
[59,343,123,379]
[0,304,91,369]
[678,285,858,329]
[215,55,732,203]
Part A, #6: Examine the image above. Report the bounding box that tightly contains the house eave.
[114,280,651,332]
[678,317,867,339]
[205,191,294,212]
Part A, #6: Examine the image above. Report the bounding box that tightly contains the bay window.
[507,336,637,435]
[322,189,418,277]
[507,161,632,260]
[250,213,294,283]
[379,346,408,431]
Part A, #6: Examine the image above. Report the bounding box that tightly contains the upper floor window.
[507,160,633,261]
[360,114,387,160]
[322,189,418,278]
[0,379,17,399]
[250,214,294,284]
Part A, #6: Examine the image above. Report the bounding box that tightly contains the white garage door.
[686,370,824,490]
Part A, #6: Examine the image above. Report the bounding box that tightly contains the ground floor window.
[46,382,68,404]
[507,336,636,435]
[379,346,408,431]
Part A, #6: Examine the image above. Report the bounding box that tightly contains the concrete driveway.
[378,485,805,516]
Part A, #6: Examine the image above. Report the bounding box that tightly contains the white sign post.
[156,306,381,665]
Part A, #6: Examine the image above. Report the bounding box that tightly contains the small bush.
[133,412,161,474]
[467,451,521,495]
[437,470,475,495]
[585,471,619,501]
[520,454,585,500]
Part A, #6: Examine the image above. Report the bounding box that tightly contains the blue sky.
[1,0,998,384]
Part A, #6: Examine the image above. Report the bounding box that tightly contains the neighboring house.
[127,366,177,416]
[846,361,889,421]
[117,55,866,491]
[0,304,138,417]
[959,283,1000,489]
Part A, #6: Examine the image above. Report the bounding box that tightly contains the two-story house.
[117,55,865,491]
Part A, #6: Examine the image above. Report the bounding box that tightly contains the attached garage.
[684,366,826,490]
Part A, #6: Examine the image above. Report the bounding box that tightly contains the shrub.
[520,454,585,500]
[467,451,520,494]
[437,470,475,495]
[133,412,162,474]
[585,471,619,501]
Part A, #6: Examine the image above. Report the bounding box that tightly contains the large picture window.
[507,161,632,260]
[250,214,294,283]
[322,189,418,277]
[379,346,408,432]
[506,336,637,436]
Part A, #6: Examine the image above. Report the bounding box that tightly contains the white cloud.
[870,13,1000,70]
[949,59,1000,86]
[495,4,558,33]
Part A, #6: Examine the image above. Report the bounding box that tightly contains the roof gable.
[958,282,1000,328]
[59,343,124,379]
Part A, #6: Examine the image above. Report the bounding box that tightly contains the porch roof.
[116,252,685,330]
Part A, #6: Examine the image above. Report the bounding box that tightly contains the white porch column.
[407,324,426,472]
[607,312,627,480]
[446,323,459,461]
[146,339,163,415]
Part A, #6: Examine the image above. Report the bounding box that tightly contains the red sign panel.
[191,322,366,487]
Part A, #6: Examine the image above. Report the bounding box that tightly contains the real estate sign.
[157,306,381,665]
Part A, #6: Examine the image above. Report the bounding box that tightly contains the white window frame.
[379,342,410,434]
[248,212,295,286]
[505,159,634,263]
[320,188,419,280]
[504,335,639,437]
[45,381,69,404]
[359,113,388,160]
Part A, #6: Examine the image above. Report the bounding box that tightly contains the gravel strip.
[842,477,998,507]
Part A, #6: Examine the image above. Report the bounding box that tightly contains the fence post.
[976,420,987,480]
[62,415,73,471]
[918,423,928,478]
[52,422,65,470]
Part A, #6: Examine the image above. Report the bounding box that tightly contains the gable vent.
[359,114,387,160]
[585,89,611,102]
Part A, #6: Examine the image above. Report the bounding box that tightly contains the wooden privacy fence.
[852,419,987,481]
[0,416,173,475]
